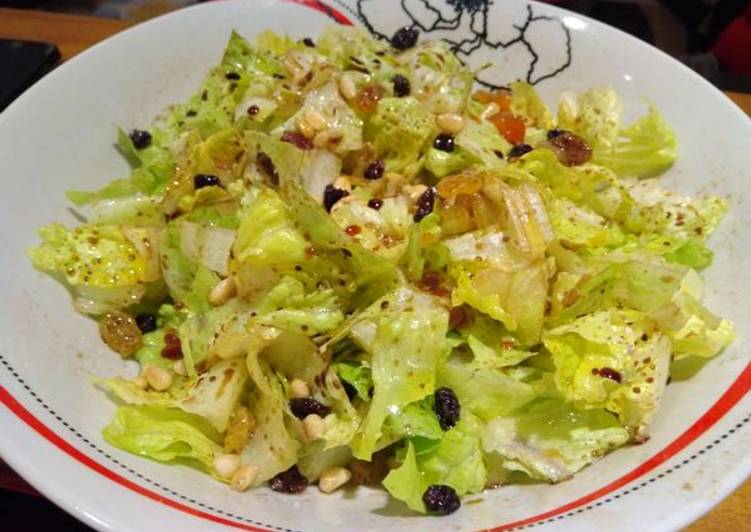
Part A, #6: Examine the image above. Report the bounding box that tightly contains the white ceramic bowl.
[1,1,749,531]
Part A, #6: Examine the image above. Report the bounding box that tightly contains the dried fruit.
[269,465,308,494]
[367,198,383,210]
[128,129,151,150]
[363,160,385,180]
[508,143,533,158]
[433,133,455,153]
[194,174,222,189]
[134,313,157,334]
[423,484,460,515]
[223,406,255,453]
[99,311,143,357]
[354,83,385,113]
[413,186,437,222]
[548,130,592,166]
[323,184,349,212]
[289,397,331,419]
[281,131,313,150]
[392,74,410,97]
[391,26,419,50]
[161,331,182,360]
[433,387,460,430]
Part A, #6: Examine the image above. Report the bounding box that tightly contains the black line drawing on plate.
[354,0,572,87]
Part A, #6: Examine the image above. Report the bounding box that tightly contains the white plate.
[1,1,750,531]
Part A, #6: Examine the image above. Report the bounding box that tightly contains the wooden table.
[1,6,750,531]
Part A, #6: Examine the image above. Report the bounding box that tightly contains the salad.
[29,25,735,516]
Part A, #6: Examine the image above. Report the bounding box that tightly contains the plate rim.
[1,0,750,530]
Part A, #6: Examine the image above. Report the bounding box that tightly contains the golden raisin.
[99,311,143,357]
[223,406,255,453]
[354,84,385,113]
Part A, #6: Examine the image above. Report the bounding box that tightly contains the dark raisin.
[135,313,157,334]
[342,380,358,401]
[225,72,241,80]
[162,332,182,360]
[391,26,419,50]
[302,37,315,47]
[368,386,375,398]
[247,104,260,116]
[548,131,592,166]
[363,160,385,180]
[367,198,384,210]
[129,129,152,150]
[323,184,349,212]
[598,367,622,383]
[194,174,222,189]
[281,131,313,150]
[423,484,460,515]
[413,186,437,222]
[257,152,279,185]
[392,74,411,97]
[508,143,533,158]
[493,149,504,159]
[269,465,308,494]
[433,387,460,430]
[289,398,331,419]
[433,133,455,152]
[547,128,565,139]
[185,109,197,117]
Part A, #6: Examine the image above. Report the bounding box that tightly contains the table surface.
[1,6,750,531]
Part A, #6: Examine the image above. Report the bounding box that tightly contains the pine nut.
[304,109,327,131]
[338,74,357,100]
[436,113,465,134]
[209,277,236,306]
[302,414,323,441]
[144,365,173,391]
[289,379,310,399]
[133,375,148,390]
[318,466,351,493]
[480,102,500,120]
[333,176,352,192]
[230,464,258,491]
[313,128,343,149]
[172,359,187,377]
[296,118,315,139]
[405,184,428,202]
[213,453,241,478]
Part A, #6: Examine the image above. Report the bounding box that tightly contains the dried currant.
[269,465,308,494]
[289,398,331,419]
[423,484,460,515]
[433,387,460,430]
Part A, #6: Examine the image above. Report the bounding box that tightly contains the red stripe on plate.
[487,361,751,531]
[0,386,271,532]
[281,0,353,25]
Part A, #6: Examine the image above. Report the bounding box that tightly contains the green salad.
[29,26,735,515]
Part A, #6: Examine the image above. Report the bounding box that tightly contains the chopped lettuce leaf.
[353,291,449,459]
[366,97,435,177]
[558,88,622,151]
[592,105,677,178]
[103,405,222,472]
[383,415,487,513]
[510,82,554,130]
